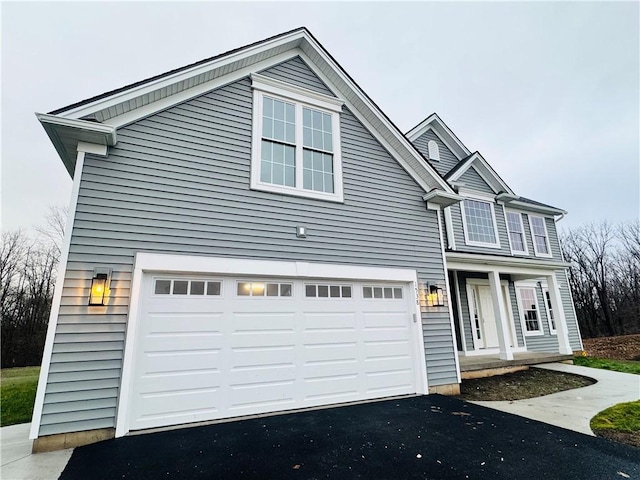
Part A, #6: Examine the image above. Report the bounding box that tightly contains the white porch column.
[546,273,572,354]
[488,270,513,360]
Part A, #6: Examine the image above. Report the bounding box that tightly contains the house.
[31,27,582,452]
[407,115,583,363]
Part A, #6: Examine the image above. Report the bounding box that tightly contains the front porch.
[459,351,574,379]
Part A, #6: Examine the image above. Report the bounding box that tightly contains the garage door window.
[362,286,403,299]
[237,282,292,297]
[305,284,352,298]
[154,279,221,296]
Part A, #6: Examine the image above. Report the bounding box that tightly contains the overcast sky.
[2,1,638,234]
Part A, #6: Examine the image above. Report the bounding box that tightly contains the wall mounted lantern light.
[89,268,112,306]
[426,284,445,308]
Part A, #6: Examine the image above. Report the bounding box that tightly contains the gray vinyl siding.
[259,56,335,96]
[456,273,476,350]
[458,167,495,195]
[412,129,459,177]
[39,63,456,436]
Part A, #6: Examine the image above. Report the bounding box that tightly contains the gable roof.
[405,113,471,160]
[37,27,457,200]
[444,151,514,195]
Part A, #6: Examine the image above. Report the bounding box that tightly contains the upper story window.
[529,215,552,257]
[250,74,344,202]
[427,140,440,161]
[461,199,500,248]
[505,211,528,254]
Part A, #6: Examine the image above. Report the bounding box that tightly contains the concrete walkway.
[0,423,72,480]
[472,362,640,435]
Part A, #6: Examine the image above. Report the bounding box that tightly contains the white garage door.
[128,274,421,431]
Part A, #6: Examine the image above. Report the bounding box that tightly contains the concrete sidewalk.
[472,362,640,435]
[0,423,72,480]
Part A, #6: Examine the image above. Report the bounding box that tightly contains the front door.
[477,286,500,348]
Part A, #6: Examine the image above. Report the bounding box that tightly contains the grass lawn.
[573,356,640,375]
[591,400,640,448]
[1,366,40,427]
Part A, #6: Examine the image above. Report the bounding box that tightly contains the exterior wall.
[458,167,495,195]
[412,129,460,177]
[37,58,456,437]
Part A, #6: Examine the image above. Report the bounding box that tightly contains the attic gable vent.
[427,140,440,161]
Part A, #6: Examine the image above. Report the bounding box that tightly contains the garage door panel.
[365,369,414,392]
[303,360,359,380]
[364,356,412,374]
[142,333,224,353]
[228,365,296,385]
[144,313,224,334]
[362,311,409,329]
[230,312,295,332]
[137,388,221,418]
[230,332,297,349]
[302,311,357,330]
[231,346,295,368]
[142,350,221,375]
[364,340,411,359]
[137,371,222,394]
[228,381,296,410]
[130,274,420,432]
[302,343,358,363]
[303,375,359,401]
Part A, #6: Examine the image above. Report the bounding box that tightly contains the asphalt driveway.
[60,395,639,480]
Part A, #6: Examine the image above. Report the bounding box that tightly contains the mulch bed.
[458,367,596,401]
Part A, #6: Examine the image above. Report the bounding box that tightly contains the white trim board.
[115,253,429,438]
[30,150,87,440]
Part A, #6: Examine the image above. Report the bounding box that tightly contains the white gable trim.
[107,50,301,128]
[423,126,465,162]
[406,113,471,159]
[447,152,514,195]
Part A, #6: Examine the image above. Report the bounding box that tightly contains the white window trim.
[460,196,502,249]
[504,210,529,256]
[542,287,557,335]
[515,284,544,336]
[250,73,344,203]
[528,215,552,258]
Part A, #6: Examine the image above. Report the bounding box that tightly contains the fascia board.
[37,113,117,175]
[508,200,567,216]
[56,31,307,120]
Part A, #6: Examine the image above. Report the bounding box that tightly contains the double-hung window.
[250,73,344,202]
[517,286,543,336]
[461,198,500,248]
[529,215,552,257]
[505,211,528,254]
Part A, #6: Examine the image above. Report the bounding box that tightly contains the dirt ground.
[582,334,640,361]
[458,368,596,401]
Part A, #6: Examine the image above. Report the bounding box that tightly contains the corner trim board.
[30,151,87,440]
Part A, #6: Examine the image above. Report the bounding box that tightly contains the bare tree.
[35,205,67,255]
[561,220,640,338]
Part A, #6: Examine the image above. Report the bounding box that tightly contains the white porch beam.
[546,273,573,354]
[488,270,513,360]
